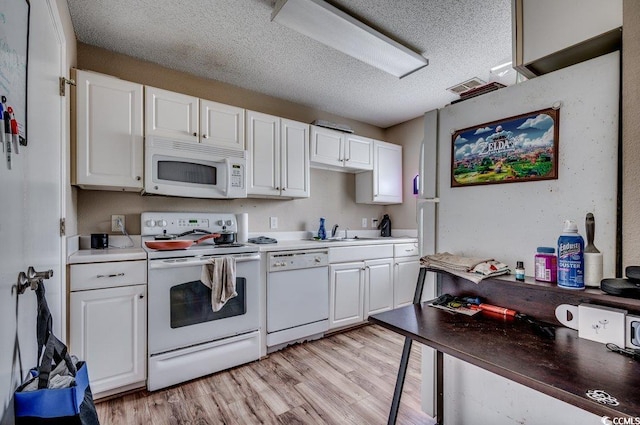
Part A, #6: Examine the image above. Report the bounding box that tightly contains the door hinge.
[60,218,66,236]
[59,77,76,96]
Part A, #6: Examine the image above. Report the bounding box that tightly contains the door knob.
[27,266,53,280]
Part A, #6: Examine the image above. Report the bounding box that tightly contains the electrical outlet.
[270,216,278,229]
[361,218,367,228]
[111,215,125,232]
[371,218,378,228]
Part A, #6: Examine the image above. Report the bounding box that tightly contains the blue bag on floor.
[14,285,99,425]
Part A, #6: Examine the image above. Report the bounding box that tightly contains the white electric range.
[141,212,260,391]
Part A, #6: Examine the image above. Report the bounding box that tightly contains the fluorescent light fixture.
[272,0,428,78]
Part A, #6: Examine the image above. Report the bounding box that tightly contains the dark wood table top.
[370,303,640,419]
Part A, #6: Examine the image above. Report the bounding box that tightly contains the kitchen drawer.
[394,243,419,258]
[70,260,147,291]
[329,244,393,263]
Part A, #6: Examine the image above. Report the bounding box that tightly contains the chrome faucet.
[331,224,339,238]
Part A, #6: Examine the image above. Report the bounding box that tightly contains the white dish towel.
[200,257,237,312]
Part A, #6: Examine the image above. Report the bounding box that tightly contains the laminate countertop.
[252,236,417,252]
[68,248,147,264]
[67,236,419,262]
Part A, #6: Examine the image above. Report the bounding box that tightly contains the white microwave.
[144,136,247,199]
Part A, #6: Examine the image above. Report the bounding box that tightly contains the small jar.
[515,261,525,281]
[535,247,557,283]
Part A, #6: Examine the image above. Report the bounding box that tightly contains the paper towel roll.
[236,213,248,243]
[584,252,603,288]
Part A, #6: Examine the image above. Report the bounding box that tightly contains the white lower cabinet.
[329,246,394,329]
[329,262,364,329]
[393,243,421,308]
[365,259,394,316]
[394,257,421,308]
[69,261,147,398]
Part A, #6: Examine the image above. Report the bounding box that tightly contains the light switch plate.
[578,304,626,347]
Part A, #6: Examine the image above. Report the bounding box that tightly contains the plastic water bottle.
[557,220,585,290]
[318,217,327,240]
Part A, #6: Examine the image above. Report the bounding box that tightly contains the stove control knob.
[157,219,167,227]
[315,257,322,263]
[217,220,224,226]
[145,219,156,227]
[225,220,234,226]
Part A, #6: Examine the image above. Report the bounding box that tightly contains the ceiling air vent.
[446,77,486,95]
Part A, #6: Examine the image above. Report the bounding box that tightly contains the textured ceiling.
[66,0,513,128]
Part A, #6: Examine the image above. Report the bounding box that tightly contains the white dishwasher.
[267,249,329,351]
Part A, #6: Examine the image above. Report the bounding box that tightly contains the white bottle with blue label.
[557,220,585,289]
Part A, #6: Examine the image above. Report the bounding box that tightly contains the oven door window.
[157,160,218,185]
[170,278,246,328]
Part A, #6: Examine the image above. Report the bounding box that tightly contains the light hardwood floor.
[95,325,433,424]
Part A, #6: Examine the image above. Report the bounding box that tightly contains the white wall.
[432,52,619,423]
[437,52,619,278]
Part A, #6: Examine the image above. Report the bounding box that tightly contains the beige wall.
[385,115,425,229]
[78,169,389,235]
[623,0,640,268]
[75,43,403,235]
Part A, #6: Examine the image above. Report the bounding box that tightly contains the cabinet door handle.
[139,294,144,299]
[202,134,208,139]
[193,132,198,137]
[136,176,141,181]
[282,187,286,191]
[96,273,125,278]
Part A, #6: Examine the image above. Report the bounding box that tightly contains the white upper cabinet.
[247,111,279,197]
[280,118,310,198]
[513,0,622,78]
[200,99,245,150]
[247,111,309,198]
[73,69,144,191]
[145,86,199,142]
[145,87,245,150]
[344,134,373,170]
[310,125,372,171]
[356,140,403,204]
[310,125,343,167]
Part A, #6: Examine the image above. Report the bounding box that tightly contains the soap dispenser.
[318,217,327,240]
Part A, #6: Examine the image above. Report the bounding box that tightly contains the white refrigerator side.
[418,109,439,419]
